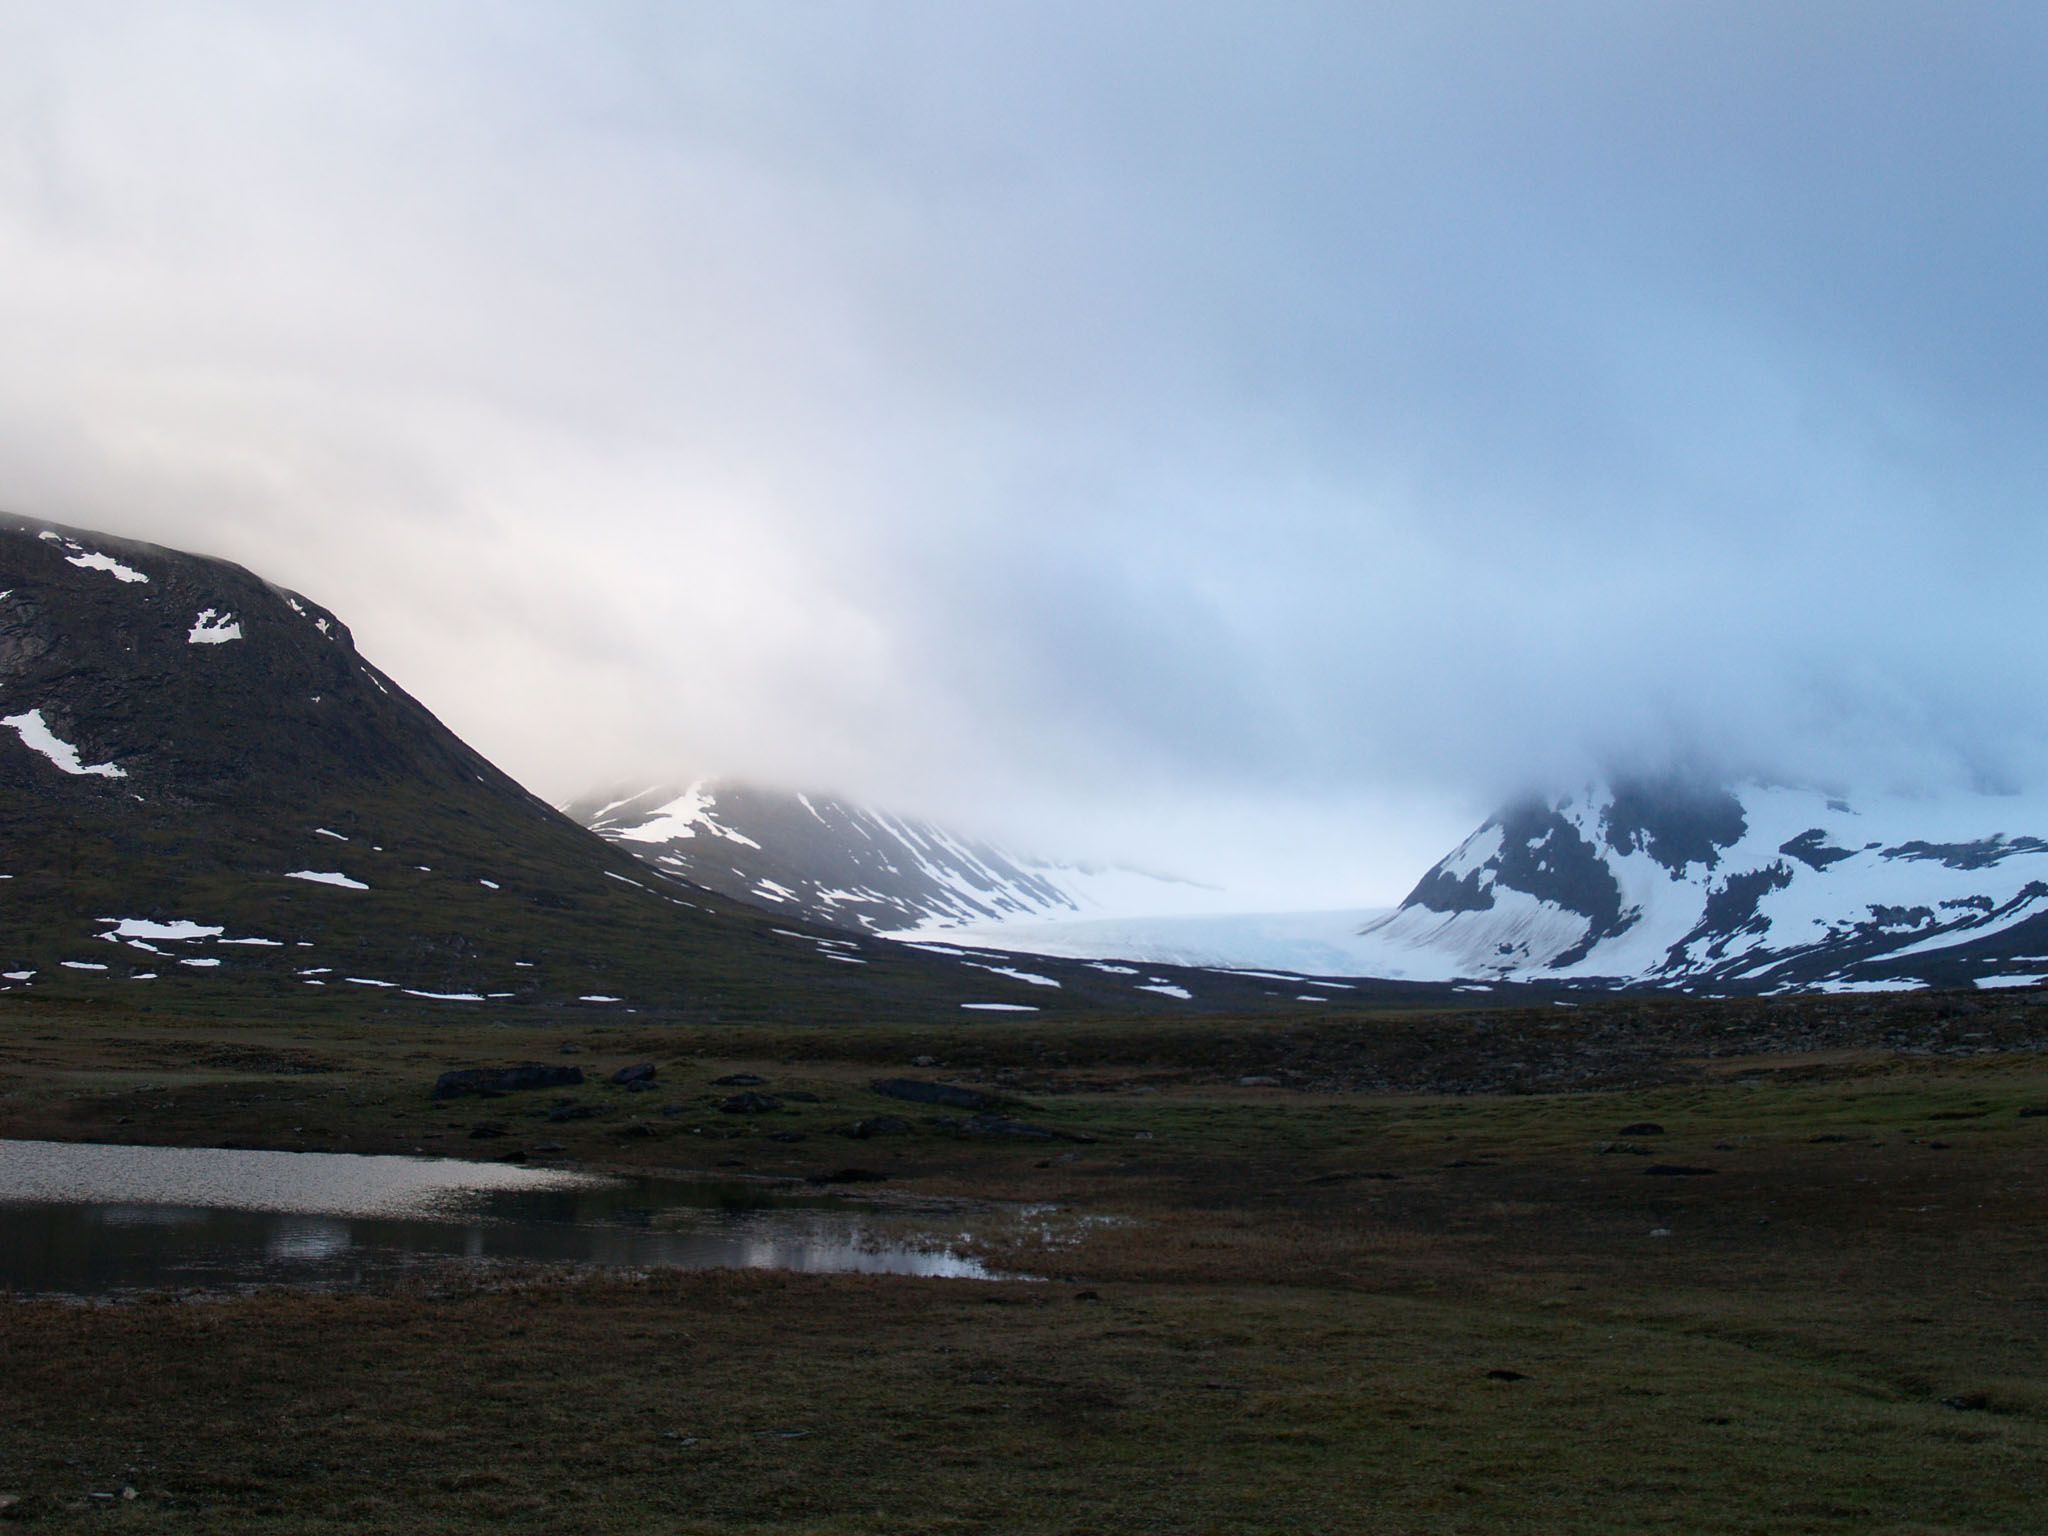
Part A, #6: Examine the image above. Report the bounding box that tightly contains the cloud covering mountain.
[2,3,2044,899]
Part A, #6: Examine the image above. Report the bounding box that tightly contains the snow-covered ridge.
[568,779,1213,936]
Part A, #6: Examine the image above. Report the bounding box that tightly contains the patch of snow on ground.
[315,828,348,841]
[479,879,499,889]
[179,958,221,968]
[219,937,282,946]
[61,961,108,971]
[404,989,484,1001]
[578,995,622,1003]
[3,971,34,980]
[967,964,1061,988]
[100,918,224,941]
[285,870,368,889]
[1974,975,2048,989]
[1135,983,1193,1000]
[4,709,126,778]
[961,1002,1038,1012]
[345,977,397,988]
[187,609,241,644]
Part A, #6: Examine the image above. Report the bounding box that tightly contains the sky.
[2,2,2046,907]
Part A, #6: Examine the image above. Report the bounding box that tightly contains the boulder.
[843,1115,913,1138]
[870,1077,998,1110]
[432,1064,584,1100]
[611,1063,657,1087]
[806,1167,887,1184]
[942,1113,1095,1144]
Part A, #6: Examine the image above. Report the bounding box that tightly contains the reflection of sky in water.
[0,1138,598,1216]
[0,1138,1000,1295]
[264,1218,352,1261]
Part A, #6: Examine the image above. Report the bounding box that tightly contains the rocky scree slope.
[1361,778,2048,991]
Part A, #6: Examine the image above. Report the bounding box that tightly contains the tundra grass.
[1,992,2045,1531]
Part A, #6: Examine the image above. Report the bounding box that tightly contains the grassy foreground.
[2,989,2046,1532]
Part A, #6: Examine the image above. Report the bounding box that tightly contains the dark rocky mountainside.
[0,515,1360,1020]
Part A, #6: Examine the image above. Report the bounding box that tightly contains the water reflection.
[0,1138,996,1295]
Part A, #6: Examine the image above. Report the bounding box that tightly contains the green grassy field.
[2,989,2045,1532]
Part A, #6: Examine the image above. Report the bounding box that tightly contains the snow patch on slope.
[3,709,126,778]
[41,530,148,584]
[188,609,242,644]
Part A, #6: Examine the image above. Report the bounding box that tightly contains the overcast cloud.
[2,2,2045,904]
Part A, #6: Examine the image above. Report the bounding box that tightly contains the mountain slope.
[1355,779,2048,990]
[0,515,1338,1020]
[570,781,1209,936]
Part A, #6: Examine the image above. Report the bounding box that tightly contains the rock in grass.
[806,1167,887,1184]
[938,1113,1097,1144]
[1617,1122,1665,1136]
[1644,1164,1717,1176]
[547,1102,603,1123]
[870,1077,998,1110]
[712,1072,765,1086]
[843,1115,912,1138]
[719,1091,783,1114]
[432,1064,584,1100]
[611,1063,657,1087]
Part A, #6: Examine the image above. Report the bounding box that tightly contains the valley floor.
[1,990,2045,1533]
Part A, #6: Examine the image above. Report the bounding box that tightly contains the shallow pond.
[0,1139,996,1295]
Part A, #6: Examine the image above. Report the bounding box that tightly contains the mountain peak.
[1364,778,2048,989]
